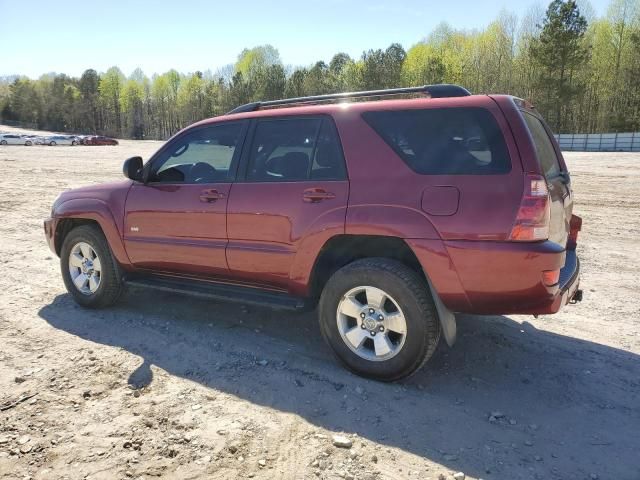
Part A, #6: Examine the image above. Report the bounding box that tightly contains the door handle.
[303,188,336,203]
[199,189,224,202]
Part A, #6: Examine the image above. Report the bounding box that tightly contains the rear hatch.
[520,110,573,247]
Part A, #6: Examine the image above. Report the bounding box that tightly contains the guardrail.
[554,132,640,152]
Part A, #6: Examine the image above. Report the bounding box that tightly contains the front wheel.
[60,225,123,308]
[49,141,56,146]
[71,140,77,146]
[319,258,441,381]
[0,140,7,145]
[25,140,32,146]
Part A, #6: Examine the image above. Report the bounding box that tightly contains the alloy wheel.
[336,286,408,361]
[68,242,102,295]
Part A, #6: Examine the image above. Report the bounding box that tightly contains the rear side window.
[246,117,346,182]
[522,112,562,178]
[362,107,511,175]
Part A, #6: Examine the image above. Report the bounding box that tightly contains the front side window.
[149,123,244,183]
[522,112,562,179]
[362,107,511,175]
[246,117,346,182]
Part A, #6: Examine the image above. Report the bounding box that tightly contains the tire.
[60,225,123,308]
[25,141,32,146]
[318,258,441,381]
[0,140,6,145]
[72,141,77,146]
[49,141,56,146]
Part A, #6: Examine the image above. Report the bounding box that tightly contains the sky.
[0,0,611,79]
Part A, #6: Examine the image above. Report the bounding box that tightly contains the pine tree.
[530,0,589,131]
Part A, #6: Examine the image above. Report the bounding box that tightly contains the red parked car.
[44,85,582,381]
[85,135,119,146]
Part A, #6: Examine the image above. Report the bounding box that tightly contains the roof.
[191,94,505,131]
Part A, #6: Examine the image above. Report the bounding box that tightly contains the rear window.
[362,107,511,175]
[522,112,562,178]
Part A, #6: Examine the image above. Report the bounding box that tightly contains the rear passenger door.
[226,116,349,289]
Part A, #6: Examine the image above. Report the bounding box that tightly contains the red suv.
[44,85,582,381]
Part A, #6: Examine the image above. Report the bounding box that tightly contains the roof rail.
[226,84,471,114]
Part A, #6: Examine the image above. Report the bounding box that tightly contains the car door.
[226,116,349,290]
[124,121,247,276]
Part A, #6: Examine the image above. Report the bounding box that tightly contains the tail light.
[542,269,560,286]
[509,174,550,241]
[567,214,582,250]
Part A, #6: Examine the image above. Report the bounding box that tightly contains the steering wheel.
[188,162,218,183]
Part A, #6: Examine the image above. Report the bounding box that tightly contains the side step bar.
[126,275,309,311]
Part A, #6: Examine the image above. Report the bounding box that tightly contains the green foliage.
[530,0,589,130]
[402,44,446,86]
[1,0,639,138]
[235,45,282,79]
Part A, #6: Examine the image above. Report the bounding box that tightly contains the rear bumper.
[543,249,581,314]
[448,240,581,315]
[409,238,581,315]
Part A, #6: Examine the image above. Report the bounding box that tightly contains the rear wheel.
[60,225,123,308]
[318,258,441,381]
[71,140,77,146]
[25,140,32,146]
[0,140,7,145]
[49,141,56,146]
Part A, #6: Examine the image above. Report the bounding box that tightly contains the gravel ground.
[0,125,639,480]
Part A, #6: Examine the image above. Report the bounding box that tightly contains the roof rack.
[226,84,471,114]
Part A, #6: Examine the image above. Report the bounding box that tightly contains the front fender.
[54,198,131,266]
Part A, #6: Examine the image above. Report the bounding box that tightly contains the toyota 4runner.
[44,84,583,381]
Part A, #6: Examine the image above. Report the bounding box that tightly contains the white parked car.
[46,135,80,146]
[0,134,34,146]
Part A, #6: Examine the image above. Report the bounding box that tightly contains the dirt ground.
[0,124,638,480]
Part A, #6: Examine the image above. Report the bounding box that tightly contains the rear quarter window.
[362,107,511,175]
[522,112,562,179]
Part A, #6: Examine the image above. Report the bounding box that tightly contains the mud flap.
[425,277,457,347]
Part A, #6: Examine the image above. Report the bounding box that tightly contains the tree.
[303,61,331,95]
[121,79,145,138]
[235,45,281,79]
[79,69,100,132]
[284,69,307,98]
[359,44,406,89]
[402,44,446,86]
[6,78,41,125]
[530,0,589,131]
[99,67,125,136]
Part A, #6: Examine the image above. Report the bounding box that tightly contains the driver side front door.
[123,121,247,277]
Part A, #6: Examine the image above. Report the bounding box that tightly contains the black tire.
[318,258,441,381]
[71,141,77,146]
[49,141,56,146]
[25,140,32,146]
[0,140,7,145]
[60,225,123,308]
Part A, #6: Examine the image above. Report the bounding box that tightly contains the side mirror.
[123,156,143,181]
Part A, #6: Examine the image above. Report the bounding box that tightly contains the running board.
[125,275,309,311]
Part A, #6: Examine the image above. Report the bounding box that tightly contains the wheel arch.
[306,235,421,299]
[306,234,457,346]
[53,198,130,267]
